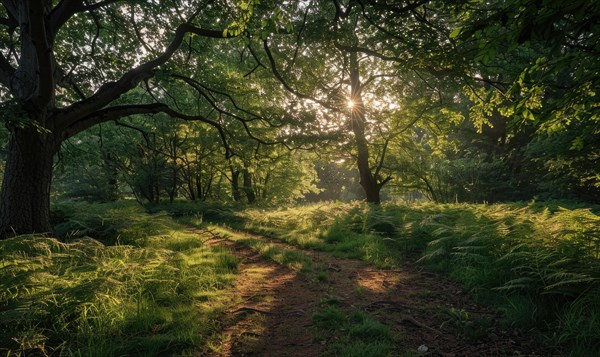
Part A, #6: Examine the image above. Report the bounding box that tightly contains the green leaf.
[449,27,462,38]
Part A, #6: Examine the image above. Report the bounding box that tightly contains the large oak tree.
[0,0,274,237]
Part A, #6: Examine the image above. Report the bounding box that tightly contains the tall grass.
[417,202,600,354]
[208,226,315,273]
[237,202,406,268]
[1,200,239,356]
[52,200,175,245]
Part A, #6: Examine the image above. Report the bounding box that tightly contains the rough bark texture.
[0,128,57,237]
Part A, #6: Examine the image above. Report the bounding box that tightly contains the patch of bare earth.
[198,235,323,357]
[194,228,559,356]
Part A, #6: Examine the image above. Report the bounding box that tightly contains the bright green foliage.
[0,201,238,355]
[235,203,397,266]
[436,0,600,203]
[51,200,174,245]
[417,202,600,352]
[208,225,314,273]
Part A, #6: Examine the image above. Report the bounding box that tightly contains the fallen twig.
[231,307,272,315]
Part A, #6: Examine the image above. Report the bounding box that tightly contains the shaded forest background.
[0,0,597,210]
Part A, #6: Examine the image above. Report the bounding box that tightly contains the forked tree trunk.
[0,128,58,237]
[359,164,382,203]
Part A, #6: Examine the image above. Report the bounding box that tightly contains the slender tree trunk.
[168,167,177,203]
[421,176,438,203]
[231,168,241,202]
[99,125,119,201]
[187,175,196,200]
[349,51,382,204]
[262,171,271,200]
[0,128,57,237]
[196,162,203,200]
[242,167,256,204]
[202,173,213,201]
[102,151,119,201]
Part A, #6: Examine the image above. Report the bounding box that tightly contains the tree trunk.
[349,51,382,204]
[196,161,203,200]
[242,167,256,204]
[262,171,271,200]
[0,128,57,238]
[187,175,196,200]
[202,172,213,200]
[359,164,382,203]
[231,169,241,202]
[101,151,119,201]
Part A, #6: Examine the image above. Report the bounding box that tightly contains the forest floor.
[188,226,555,357]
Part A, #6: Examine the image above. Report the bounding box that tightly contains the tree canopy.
[0,0,598,237]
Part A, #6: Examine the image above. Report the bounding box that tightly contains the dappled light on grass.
[208,225,315,273]
[0,201,240,356]
[11,199,597,355]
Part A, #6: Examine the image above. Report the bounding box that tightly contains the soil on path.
[192,227,557,357]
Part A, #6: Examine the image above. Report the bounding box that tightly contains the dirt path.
[193,227,556,356]
[202,235,323,356]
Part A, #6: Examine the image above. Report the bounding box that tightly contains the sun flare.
[347,99,355,109]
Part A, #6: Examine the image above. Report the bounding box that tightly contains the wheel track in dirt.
[190,227,557,357]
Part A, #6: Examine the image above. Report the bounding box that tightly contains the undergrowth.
[0,200,239,356]
[235,202,404,269]
[41,199,600,354]
[168,199,600,355]
[207,225,315,274]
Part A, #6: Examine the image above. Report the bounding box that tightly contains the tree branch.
[333,0,355,21]
[62,103,233,157]
[0,51,15,90]
[1,0,17,19]
[54,23,233,130]
[364,0,429,15]
[81,0,124,12]
[335,42,405,64]
[171,73,263,122]
[247,44,267,69]
[374,134,391,180]
[49,0,84,40]
[263,39,334,110]
[50,0,122,40]
[29,0,54,107]
[113,119,151,147]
